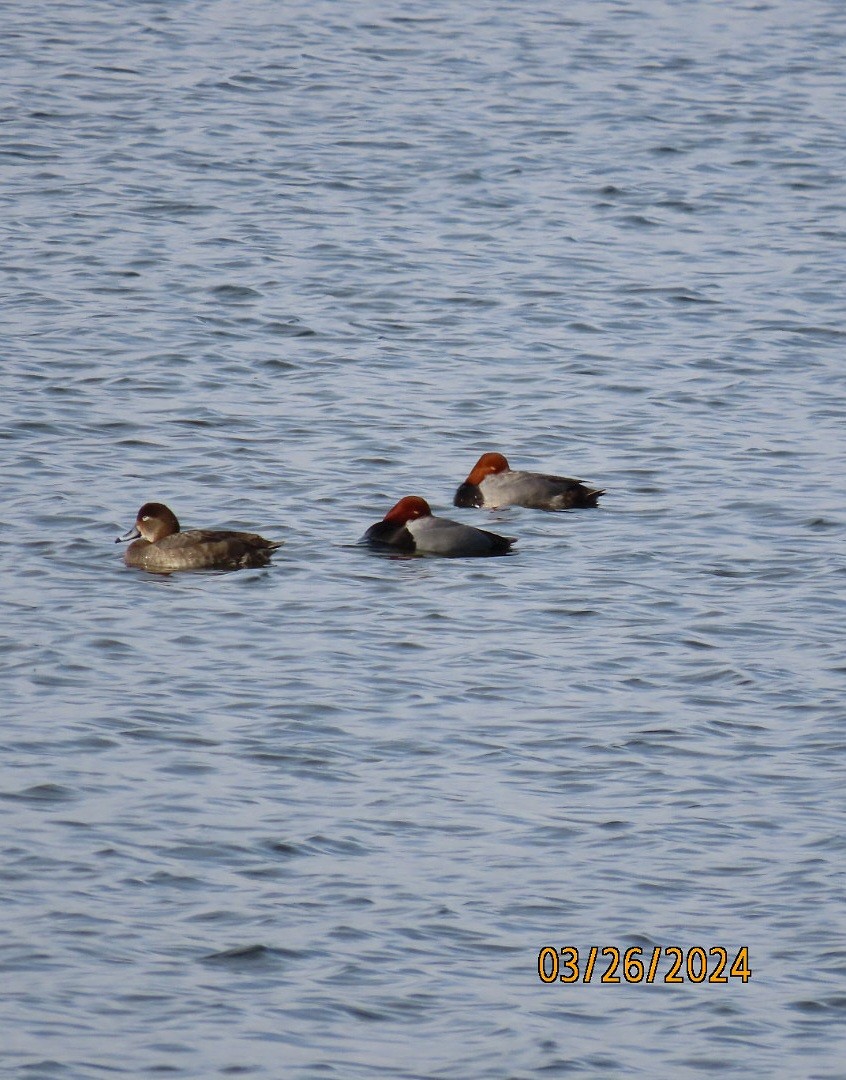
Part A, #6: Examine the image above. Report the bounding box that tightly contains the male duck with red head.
[364,496,515,557]
[454,452,605,511]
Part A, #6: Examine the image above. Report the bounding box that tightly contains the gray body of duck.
[454,452,605,510]
[364,496,515,557]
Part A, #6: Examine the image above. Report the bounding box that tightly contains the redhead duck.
[364,496,515,557]
[117,502,280,572]
[454,452,605,510]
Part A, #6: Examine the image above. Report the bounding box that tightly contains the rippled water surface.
[3,1,845,1077]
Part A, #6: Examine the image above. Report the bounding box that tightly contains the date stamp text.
[538,946,751,984]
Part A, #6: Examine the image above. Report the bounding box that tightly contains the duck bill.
[116,525,142,544]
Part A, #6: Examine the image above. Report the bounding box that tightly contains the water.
[2,1,845,1076]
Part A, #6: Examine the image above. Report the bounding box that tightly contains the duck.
[363,496,515,557]
[116,502,280,572]
[453,452,605,510]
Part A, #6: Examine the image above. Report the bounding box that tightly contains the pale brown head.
[465,452,510,485]
[117,502,181,544]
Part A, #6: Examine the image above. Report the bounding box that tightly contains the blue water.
[2,1,845,1077]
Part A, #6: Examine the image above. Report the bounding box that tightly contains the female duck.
[364,496,515,557]
[117,502,280,572]
[454,452,605,511]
